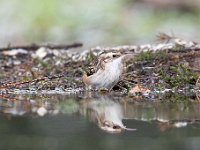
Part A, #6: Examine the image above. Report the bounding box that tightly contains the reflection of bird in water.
[81,95,136,133]
[83,51,133,91]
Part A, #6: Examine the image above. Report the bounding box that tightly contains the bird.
[83,51,133,91]
[80,95,136,133]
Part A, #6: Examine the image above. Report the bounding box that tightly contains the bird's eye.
[113,54,118,58]
[113,125,121,129]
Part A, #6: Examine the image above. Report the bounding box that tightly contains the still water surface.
[0,93,200,150]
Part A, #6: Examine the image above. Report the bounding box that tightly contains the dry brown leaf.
[129,84,151,96]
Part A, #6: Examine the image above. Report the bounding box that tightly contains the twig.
[168,48,200,53]
[0,42,83,51]
[0,74,65,89]
[0,95,19,102]
[156,32,175,43]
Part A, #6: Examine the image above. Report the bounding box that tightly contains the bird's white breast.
[88,56,124,90]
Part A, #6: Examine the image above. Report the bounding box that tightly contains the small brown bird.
[83,51,133,91]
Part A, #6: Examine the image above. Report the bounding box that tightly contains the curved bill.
[122,126,137,131]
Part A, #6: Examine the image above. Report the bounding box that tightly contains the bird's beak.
[121,126,137,131]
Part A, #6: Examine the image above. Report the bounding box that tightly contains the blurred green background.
[0,0,200,48]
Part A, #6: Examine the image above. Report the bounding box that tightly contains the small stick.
[0,74,65,89]
[0,94,19,102]
[0,43,83,51]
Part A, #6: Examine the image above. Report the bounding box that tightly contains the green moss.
[85,51,97,64]
[137,50,168,62]
[161,91,194,102]
[159,63,198,88]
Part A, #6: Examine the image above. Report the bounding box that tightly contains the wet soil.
[1,36,200,100]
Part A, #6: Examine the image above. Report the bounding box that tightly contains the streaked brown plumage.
[83,52,133,91]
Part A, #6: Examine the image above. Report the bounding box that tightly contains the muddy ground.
[1,34,200,101]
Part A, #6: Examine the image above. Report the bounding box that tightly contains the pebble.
[37,107,47,117]
[35,47,49,59]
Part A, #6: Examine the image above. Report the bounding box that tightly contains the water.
[0,93,200,150]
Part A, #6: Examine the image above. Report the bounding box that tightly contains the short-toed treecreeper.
[80,95,136,133]
[83,51,133,91]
